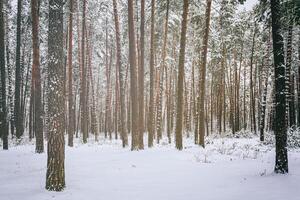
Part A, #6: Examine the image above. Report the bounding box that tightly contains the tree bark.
[14,0,23,138]
[81,0,88,143]
[113,0,128,147]
[67,0,74,147]
[250,25,257,135]
[198,0,212,147]
[175,0,189,150]
[0,0,8,149]
[148,0,155,148]
[128,0,139,151]
[46,0,66,191]
[138,0,145,149]
[270,0,288,174]
[31,0,44,153]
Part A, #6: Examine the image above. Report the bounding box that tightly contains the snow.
[238,0,258,12]
[1,135,300,200]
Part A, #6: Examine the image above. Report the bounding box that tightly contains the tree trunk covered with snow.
[270,0,288,174]
[113,0,128,147]
[46,0,66,191]
[0,0,8,150]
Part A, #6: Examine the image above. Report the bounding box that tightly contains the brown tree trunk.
[81,0,88,143]
[175,0,189,150]
[198,0,212,147]
[113,0,128,147]
[148,0,155,148]
[156,0,170,144]
[128,0,139,151]
[31,0,44,153]
[67,0,74,147]
[138,0,145,149]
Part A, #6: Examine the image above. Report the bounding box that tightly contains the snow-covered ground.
[1,135,300,200]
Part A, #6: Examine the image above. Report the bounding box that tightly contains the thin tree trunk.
[67,0,74,147]
[81,0,88,143]
[14,0,22,138]
[31,0,44,153]
[148,0,155,148]
[138,0,145,149]
[175,0,189,150]
[156,0,170,144]
[250,25,257,134]
[286,24,295,127]
[198,0,212,147]
[128,0,139,151]
[0,0,8,149]
[113,0,128,147]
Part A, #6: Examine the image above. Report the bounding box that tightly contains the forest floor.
[1,132,300,200]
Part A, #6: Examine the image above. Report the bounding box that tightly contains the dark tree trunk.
[298,32,300,127]
[270,0,288,174]
[46,0,65,191]
[14,0,22,138]
[0,0,8,149]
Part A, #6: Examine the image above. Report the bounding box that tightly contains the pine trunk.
[31,0,44,153]
[270,0,288,174]
[128,0,139,151]
[46,0,66,191]
[175,0,189,150]
[0,0,8,149]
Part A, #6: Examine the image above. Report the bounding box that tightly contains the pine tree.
[156,0,170,144]
[138,0,145,150]
[197,0,212,147]
[46,0,66,191]
[175,0,189,150]
[81,0,88,143]
[14,0,23,138]
[128,0,139,151]
[113,0,128,147]
[31,0,44,153]
[0,0,8,150]
[148,0,155,148]
[270,0,288,174]
[67,0,74,147]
